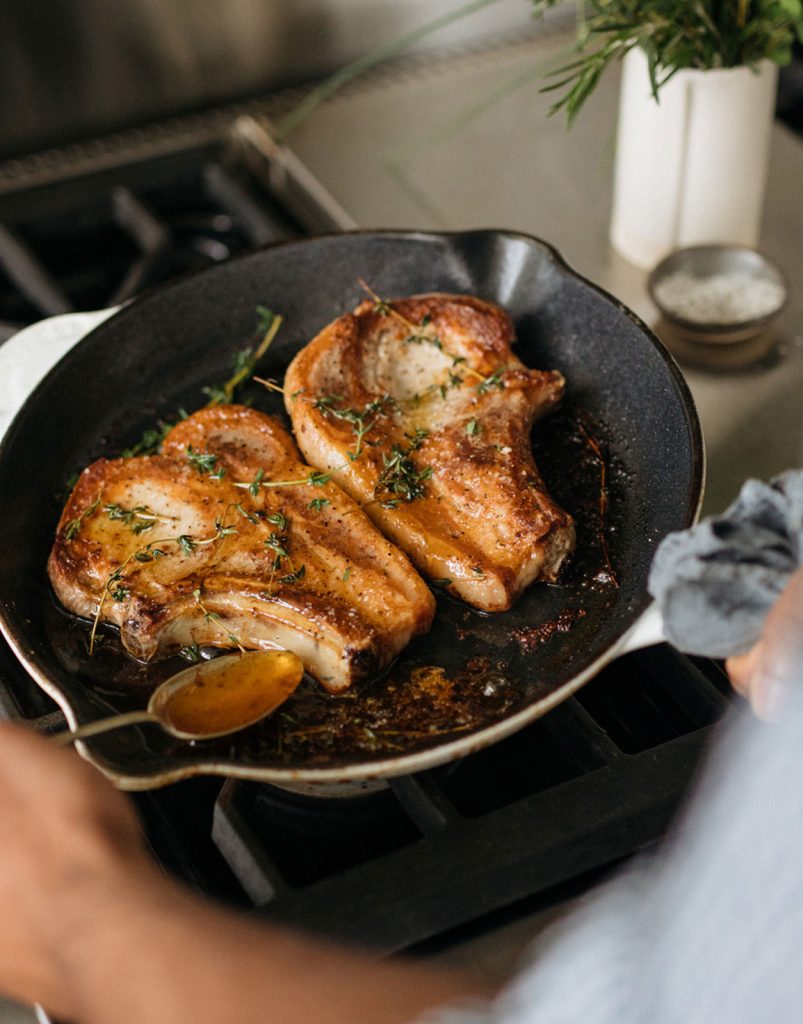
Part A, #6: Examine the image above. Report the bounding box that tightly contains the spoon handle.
[52,710,160,746]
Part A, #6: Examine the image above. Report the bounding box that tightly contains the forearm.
[57,866,485,1024]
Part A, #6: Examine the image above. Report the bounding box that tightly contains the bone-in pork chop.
[284,293,575,611]
[48,405,435,692]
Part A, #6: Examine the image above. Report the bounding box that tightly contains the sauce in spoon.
[54,649,305,745]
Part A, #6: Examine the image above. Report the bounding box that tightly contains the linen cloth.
[649,470,803,657]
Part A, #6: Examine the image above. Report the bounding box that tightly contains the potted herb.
[278,2,803,268]
[540,2,803,267]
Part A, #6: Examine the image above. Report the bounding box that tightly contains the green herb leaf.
[186,447,219,475]
[279,564,306,585]
[249,468,265,496]
[64,495,100,541]
[476,369,506,394]
[179,643,202,663]
[235,503,261,525]
[308,498,331,512]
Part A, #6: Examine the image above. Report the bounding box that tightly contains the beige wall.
[0,0,570,157]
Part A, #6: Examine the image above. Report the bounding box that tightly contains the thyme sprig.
[313,393,396,460]
[193,588,246,653]
[119,422,172,459]
[476,368,507,394]
[203,308,284,406]
[358,278,488,386]
[64,494,101,541]
[88,514,239,654]
[186,448,224,479]
[103,503,176,535]
[374,428,432,508]
[234,469,333,492]
[179,642,202,663]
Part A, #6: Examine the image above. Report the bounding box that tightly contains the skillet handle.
[615,602,666,656]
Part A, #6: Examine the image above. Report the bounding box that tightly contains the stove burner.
[0,144,301,341]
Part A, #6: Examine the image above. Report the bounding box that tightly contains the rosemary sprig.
[64,494,101,541]
[534,1,803,124]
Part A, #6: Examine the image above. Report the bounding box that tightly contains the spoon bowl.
[54,649,304,746]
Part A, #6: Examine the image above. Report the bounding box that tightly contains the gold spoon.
[53,649,304,746]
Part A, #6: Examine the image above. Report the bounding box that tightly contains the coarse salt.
[654,271,785,325]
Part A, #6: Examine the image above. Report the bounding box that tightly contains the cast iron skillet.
[0,230,703,790]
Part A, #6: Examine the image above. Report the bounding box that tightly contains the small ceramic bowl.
[648,244,788,344]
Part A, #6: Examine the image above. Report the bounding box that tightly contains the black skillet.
[0,230,703,790]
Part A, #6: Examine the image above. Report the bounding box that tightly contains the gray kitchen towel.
[648,470,803,658]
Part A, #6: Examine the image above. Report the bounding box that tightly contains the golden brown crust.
[48,406,435,692]
[284,292,575,611]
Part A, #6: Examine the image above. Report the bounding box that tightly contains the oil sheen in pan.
[43,398,622,768]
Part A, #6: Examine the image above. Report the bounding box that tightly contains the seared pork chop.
[48,405,435,692]
[284,293,575,611]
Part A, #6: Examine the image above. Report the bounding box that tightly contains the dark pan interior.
[0,230,702,785]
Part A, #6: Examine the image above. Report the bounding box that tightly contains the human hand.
[0,721,155,1016]
[726,566,803,717]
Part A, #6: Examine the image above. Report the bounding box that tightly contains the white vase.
[609,47,778,269]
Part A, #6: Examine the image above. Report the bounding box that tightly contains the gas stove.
[0,106,732,969]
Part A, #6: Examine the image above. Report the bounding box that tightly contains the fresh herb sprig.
[119,421,173,459]
[193,588,246,653]
[88,515,239,654]
[535,1,803,123]
[234,469,333,493]
[358,279,504,392]
[186,448,224,479]
[313,393,396,460]
[374,428,432,508]
[103,503,176,535]
[203,308,284,406]
[64,495,101,541]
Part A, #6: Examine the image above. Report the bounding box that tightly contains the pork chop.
[48,405,435,692]
[284,293,575,611]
